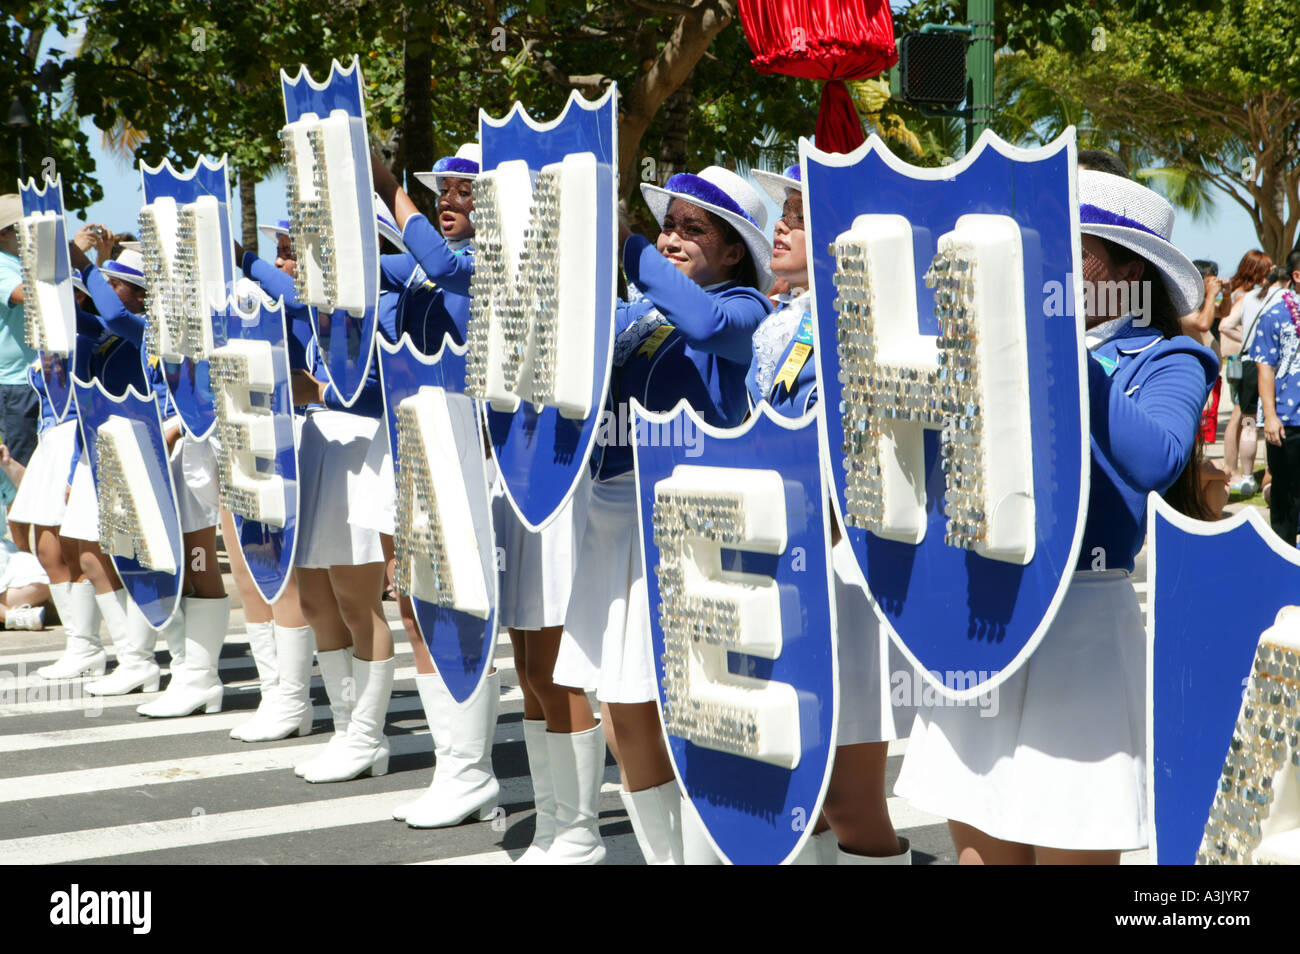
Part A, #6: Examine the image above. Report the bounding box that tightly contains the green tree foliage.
[1,4,100,208]
[897,1,1298,259]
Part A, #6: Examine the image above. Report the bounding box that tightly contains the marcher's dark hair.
[1098,241,1216,519]
[1078,149,1131,179]
[1193,259,1218,278]
[1287,249,1300,289]
[1099,238,1180,339]
[704,210,760,291]
[1161,433,1222,521]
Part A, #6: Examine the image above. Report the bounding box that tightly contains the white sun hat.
[1078,169,1203,318]
[100,248,147,288]
[0,194,23,232]
[640,166,773,292]
[751,162,802,206]
[414,143,480,193]
[258,218,290,244]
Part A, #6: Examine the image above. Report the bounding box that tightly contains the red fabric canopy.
[738,0,899,153]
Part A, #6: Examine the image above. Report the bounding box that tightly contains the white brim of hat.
[100,265,146,289]
[1080,222,1203,318]
[72,275,89,296]
[640,182,773,292]
[751,169,801,207]
[413,171,477,193]
[258,224,289,243]
[118,241,141,252]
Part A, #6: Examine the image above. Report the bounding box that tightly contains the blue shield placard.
[18,175,77,423]
[379,333,497,704]
[211,294,299,605]
[632,400,836,865]
[139,155,236,439]
[477,87,618,531]
[806,129,1088,699]
[73,377,183,627]
[280,56,380,408]
[1148,497,1300,865]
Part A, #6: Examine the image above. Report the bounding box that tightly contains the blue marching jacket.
[1081,321,1218,572]
[69,264,171,479]
[597,234,771,480]
[396,213,474,352]
[240,251,405,420]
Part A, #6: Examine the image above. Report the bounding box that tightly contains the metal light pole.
[5,96,32,181]
[965,0,995,149]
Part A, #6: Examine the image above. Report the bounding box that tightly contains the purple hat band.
[662,173,757,227]
[433,156,479,176]
[1079,203,1163,240]
[783,164,801,183]
[102,261,144,279]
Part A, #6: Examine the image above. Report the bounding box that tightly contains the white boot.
[229,621,277,740]
[514,719,556,864]
[160,608,186,669]
[36,581,106,679]
[545,723,607,864]
[85,592,161,695]
[836,835,912,865]
[237,624,315,743]
[790,829,838,865]
[137,596,228,718]
[294,646,353,778]
[304,655,393,783]
[404,671,501,828]
[681,795,723,865]
[620,781,683,865]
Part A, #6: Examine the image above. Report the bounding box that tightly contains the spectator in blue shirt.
[1251,248,1300,545]
[0,195,43,502]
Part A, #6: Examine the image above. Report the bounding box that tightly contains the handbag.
[1225,353,1243,382]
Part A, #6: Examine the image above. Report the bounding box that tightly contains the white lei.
[752,290,811,394]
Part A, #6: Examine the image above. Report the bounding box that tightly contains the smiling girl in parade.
[548,167,773,864]
[895,169,1217,864]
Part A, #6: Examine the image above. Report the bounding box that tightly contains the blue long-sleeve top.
[596,235,771,480]
[79,265,167,406]
[745,291,818,417]
[240,250,405,419]
[1081,321,1217,572]
[395,214,474,353]
[239,251,315,375]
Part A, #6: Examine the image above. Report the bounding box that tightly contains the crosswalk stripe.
[0,683,532,754]
[0,775,939,865]
[0,648,516,694]
[0,627,517,667]
[0,664,521,717]
[0,715,539,804]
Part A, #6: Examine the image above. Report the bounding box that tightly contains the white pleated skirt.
[60,459,99,542]
[552,473,655,704]
[169,432,220,533]
[8,419,78,526]
[351,420,396,537]
[294,409,385,568]
[493,470,592,631]
[893,569,1147,851]
[832,538,918,746]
